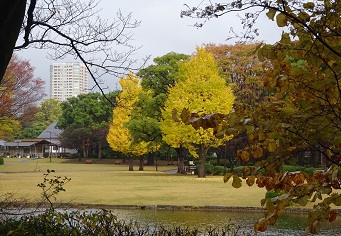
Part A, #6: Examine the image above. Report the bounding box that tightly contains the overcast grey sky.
[17,0,281,96]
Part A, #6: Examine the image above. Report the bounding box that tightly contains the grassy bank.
[0,158,268,208]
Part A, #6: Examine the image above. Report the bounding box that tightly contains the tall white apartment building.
[50,62,88,101]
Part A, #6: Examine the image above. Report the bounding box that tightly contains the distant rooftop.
[37,121,62,139]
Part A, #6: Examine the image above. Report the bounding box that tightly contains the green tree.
[58,92,118,159]
[17,98,62,139]
[182,1,341,233]
[126,52,190,171]
[107,73,148,171]
[161,47,235,178]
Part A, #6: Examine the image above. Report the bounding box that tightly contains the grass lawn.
[0,158,271,208]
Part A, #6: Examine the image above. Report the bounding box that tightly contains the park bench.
[186,165,196,174]
[186,160,196,174]
[114,159,123,165]
[85,159,92,164]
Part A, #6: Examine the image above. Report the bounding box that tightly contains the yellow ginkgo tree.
[160,47,235,177]
[107,73,148,171]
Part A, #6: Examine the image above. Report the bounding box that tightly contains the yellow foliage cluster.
[0,117,20,140]
[161,47,235,157]
[106,73,148,156]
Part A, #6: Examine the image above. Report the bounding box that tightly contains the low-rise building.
[1,121,76,158]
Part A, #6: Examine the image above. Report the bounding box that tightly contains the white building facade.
[50,62,88,101]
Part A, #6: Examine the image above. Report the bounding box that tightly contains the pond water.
[107,208,341,236]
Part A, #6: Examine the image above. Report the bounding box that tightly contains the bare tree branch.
[181,0,341,58]
[1,0,147,98]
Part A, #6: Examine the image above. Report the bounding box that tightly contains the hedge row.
[0,209,246,236]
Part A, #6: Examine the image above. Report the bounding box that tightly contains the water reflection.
[108,208,341,236]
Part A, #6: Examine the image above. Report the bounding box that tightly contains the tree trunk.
[85,146,89,159]
[146,152,154,165]
[197,144,208,178]
[128,155,134,171]
[320,147,327,170]
[139,155,144,171]
[77,149,81,162]
[98,142,102,159]
[85,138,90,159]
[311,150,319,168]
[0,0,26,81]
[82,140,86,159]
[175,147,186,174]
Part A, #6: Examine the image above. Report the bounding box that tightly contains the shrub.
[265,189,285,204]
[283,165,302,173]
[207,159,231,167]
[0,218,20,234]
[217,159,231,167]
[0,209,245,236]
[265,189,291,206]
[283,165,324,176]
[232,166,245,176]
[213,165,225,175]
[204,163,215,175]
[206,155,216,161]
[0,157,4,165]
[303,167,324,176]
[265,189,282,199]
[208,159,218,166]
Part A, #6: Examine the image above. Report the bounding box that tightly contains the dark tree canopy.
[58,91,119,158]
[0,1,26,82]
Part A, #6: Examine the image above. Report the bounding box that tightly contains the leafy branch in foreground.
[37,169,71,209]
[174,106,341,234]
[179,0,341,233]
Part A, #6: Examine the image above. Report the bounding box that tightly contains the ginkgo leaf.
[232,175,242,188]
[276,13,287,27]
[223,172,233,183]
[266,199,275,212]
[257,47,265,62]
[172,108,180,122]
[268,141,277,152]
[245,124,254,132]
[327,60,336,67]
[252,146,264,158]
[266,9,276,20]
[180,108,191,124]
[246,175,256,186]
[297,195,310,206]
[303,2,315,9]
[329,210,337,222]
[258,132,266,142]
[241,150,250,162]
[298,12,310,22]
[280,33,291,45]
